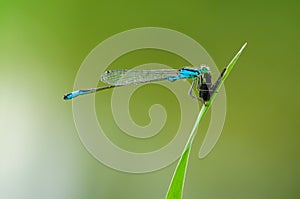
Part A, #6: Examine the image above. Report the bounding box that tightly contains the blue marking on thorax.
[167,68,200,81]
[180,68,200,78]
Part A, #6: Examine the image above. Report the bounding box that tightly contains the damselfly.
[63,66,224,105]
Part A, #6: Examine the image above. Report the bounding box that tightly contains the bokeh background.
[0,0,299,198]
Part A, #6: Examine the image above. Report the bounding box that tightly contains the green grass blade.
[198,42,247,157]
[211,42,248,101]
[165,42,247,199]
[165,145,191,199]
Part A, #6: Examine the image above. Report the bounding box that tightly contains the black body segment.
[199,67,227,102]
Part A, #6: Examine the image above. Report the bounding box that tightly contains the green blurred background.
[0,0,299,198]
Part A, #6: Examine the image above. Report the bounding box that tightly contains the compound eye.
[205,66,211,72]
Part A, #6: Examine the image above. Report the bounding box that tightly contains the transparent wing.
[100,69,180,86]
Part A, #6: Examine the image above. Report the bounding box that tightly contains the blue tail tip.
[63,93,73,100]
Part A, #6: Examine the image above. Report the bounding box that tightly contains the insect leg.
[188,77,205,104]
